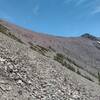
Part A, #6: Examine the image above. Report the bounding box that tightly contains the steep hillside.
[0,19,100,100]
[0,20,100,81]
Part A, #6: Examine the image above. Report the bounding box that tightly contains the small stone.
[0,57,5,62]
[0,80,6,84]
[9,65,13,70]
[28,80,32,85]
[17,80,23,85]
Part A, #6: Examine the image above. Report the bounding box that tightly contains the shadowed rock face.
[0,19,100,100]
[81,33,98,41]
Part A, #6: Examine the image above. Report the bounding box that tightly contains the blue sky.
[0,0,100,37]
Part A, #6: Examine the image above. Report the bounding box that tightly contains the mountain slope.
[1,20,100,79]
[0,19,100,100]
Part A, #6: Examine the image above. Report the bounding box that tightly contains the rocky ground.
[0,22,100,100]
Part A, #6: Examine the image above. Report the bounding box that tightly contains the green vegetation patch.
[98,72,100,85]
[54,53,94,82]
[82,75,93,82]
[54,53,76,72]
[54,53,65,65]
[77,69,93,82]
[0,24,24,44]
[29,42,49,56]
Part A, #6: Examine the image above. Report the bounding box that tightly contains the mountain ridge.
[0,19,100,100]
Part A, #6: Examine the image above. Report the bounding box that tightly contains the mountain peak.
[81,33,98,41]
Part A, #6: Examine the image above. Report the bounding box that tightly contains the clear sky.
[0,0,100,37]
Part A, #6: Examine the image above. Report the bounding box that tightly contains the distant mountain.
[81,33,99,41]
[0,19,100,100]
